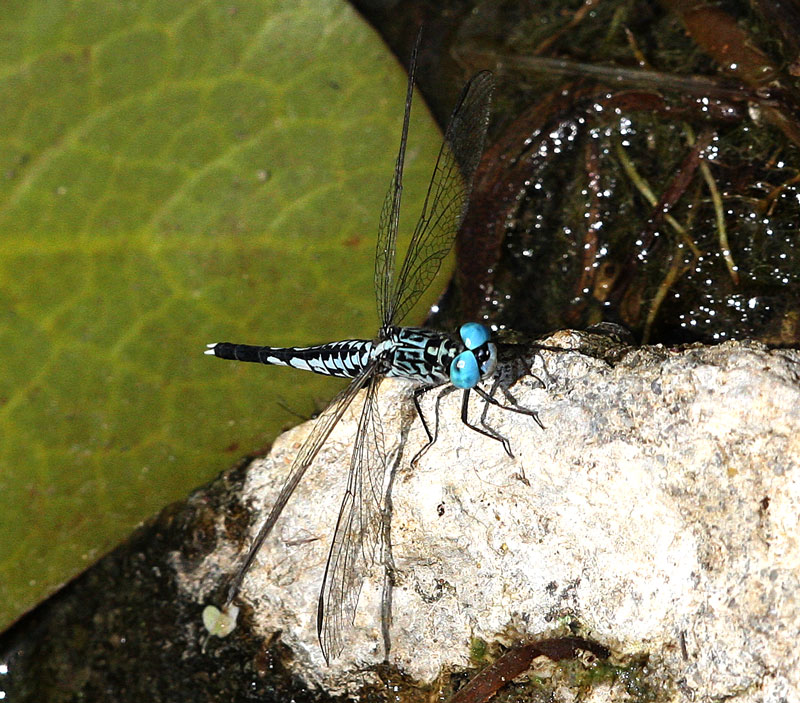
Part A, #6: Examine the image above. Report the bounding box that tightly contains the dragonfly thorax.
[375,323,498,389]
[374,326,458,385]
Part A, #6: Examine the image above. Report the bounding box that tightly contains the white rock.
[184,334,800,701]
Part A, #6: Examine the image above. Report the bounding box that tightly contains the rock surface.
[182,333,800,701]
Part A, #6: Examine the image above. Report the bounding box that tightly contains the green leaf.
[0,0,447,629]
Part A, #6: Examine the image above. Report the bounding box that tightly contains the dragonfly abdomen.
[206,340,374,379]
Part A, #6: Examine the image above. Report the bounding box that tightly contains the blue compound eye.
[459,322,490,350]
[450,351,480,389]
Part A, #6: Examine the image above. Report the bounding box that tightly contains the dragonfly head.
[449,322,497,389]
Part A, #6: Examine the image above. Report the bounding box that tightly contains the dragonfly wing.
[225,365,377,607]
[388,70,494,326]
[375,33,421,328]
[317,374,389,663]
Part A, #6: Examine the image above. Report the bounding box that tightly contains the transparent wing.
[386,70,494,327]
[224,365,378,608]
[317,374,388,663]
[375,34,420,328]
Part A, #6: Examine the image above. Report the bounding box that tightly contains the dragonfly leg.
[474,383,545,430]
[464,380,546,458]
[478,377,501,429]
[411,384,455,466]
[460,388,515,458]
[527,348,554,390]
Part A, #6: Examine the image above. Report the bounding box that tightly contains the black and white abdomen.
[205,339,375,379]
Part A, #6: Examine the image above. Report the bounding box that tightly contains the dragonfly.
[206,37,542,663]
